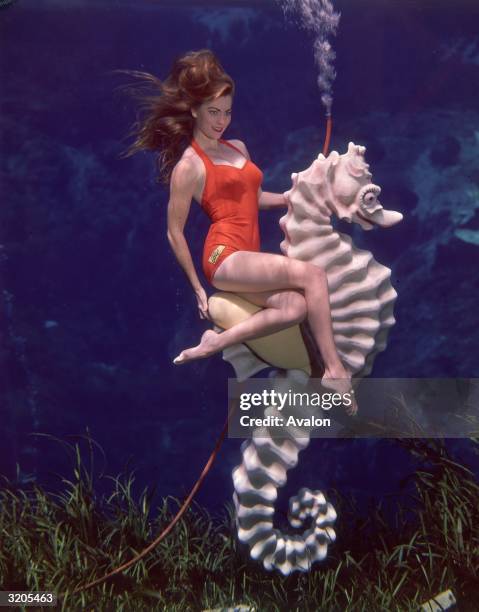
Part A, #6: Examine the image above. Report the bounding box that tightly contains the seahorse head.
[290,142,403,230]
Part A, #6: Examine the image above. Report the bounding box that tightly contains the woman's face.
[192,94,232,140]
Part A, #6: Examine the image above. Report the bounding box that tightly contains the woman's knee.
[291,260,326,288]
[279,291,308,324]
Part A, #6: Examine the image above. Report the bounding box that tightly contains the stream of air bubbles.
[277,0,341,118]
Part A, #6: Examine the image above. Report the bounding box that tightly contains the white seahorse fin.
[221,342,271,381]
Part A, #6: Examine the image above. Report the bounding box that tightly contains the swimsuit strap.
[191,137,248,168]
[219,138,247,158]
[190,138,215,169]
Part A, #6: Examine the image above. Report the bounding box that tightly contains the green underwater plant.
[1,433,478,611]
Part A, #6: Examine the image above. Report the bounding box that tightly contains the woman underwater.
[121,49,357,415]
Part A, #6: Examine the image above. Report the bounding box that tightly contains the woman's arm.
[258,188,288,210]
[166,159,204,293]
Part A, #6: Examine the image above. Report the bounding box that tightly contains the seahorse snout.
[362,207,403,228]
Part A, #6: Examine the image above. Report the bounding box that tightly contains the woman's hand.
[195,286,210,320]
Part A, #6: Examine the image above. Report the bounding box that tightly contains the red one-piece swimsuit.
[190,138,263,285]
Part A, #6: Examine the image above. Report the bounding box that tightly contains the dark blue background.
[1,0,478,517]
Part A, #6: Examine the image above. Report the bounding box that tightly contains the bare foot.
[173,329,221,365]
[321,366,358,416]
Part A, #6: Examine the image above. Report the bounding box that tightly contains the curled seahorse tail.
[232,426,336,576]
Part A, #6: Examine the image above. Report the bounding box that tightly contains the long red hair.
[116,49,235,185]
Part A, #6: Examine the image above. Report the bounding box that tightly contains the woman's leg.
[174,251,357,413]
[174,288,307,360]
[175,251,347,380]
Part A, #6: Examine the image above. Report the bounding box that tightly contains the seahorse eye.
[359,185,381,214]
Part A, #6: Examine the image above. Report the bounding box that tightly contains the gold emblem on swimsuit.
[208,244,226,264]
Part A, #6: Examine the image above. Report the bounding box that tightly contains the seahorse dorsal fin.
[348,141,366,158]
[328,150,340,165]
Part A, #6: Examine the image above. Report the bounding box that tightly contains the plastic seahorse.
[207,142,403,575]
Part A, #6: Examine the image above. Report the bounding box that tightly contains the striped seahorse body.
[222,142,403,574]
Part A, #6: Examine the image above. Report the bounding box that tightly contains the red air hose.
[322,114,332,156]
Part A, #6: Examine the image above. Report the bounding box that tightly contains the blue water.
[1,0,478,517]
